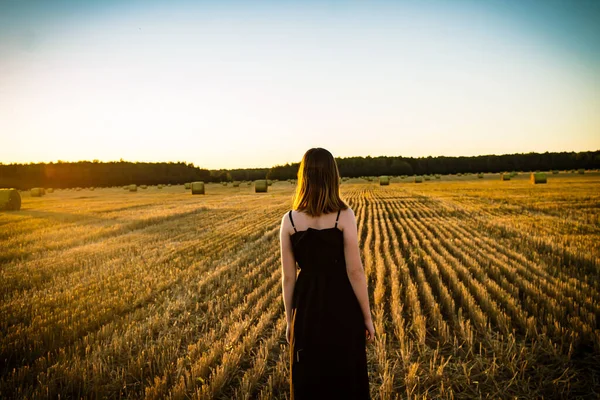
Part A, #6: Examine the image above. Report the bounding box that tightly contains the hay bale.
[266,180,272,186]
[90,187,95,191]
[255,180,268,193]
[0,189,21,211]
[414,176,423,183]
[184,183,191,190]
[47,188,54,193]
[531,172,547,184]
[222,182,228,187]
[424,176,431,181]
[578,169,585,174]
[379,176,389,186]
[191,181,205,195]
[552,170,559,174]
[157,184,163,189]
[501,174,511,181]
[247,182,252,186]
[129,184,137,192]
[233,181,240,187]
[30,188,44,197]
[477,173,484,179]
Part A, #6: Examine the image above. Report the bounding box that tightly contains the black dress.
[288,209,370,400]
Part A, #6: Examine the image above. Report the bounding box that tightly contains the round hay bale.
[167,184,171,187]
[247,182,252,186]
[184,183,191,190]
[191,181,205,195]
[129,184,137,192]
[157,184,163,189]
[233,181,240,187]
[501,174,511,181]
[414,176,423,183]
[0,189,21,211]
[424,176,431,181]
[222,182,228,187]
[255,180,268,193]
[531,173,547,184]
[477,173,484,179]
[266,180,272,186]
[552,170,559,175]
[379,176,390,186]
[578,169,585,174]
[30,188,44,197]
[47,188,54,193]
[90,187,95,191]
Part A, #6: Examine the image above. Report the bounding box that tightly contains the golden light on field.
[1,175,599,398]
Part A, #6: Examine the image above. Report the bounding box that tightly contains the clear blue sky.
[1,0,599,169]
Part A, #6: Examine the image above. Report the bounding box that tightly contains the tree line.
[267,151,600,180]
[1,151,598,189]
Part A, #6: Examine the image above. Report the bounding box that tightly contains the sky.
[1,0,599,169]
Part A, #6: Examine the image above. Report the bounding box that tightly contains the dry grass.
[1,175,599,399]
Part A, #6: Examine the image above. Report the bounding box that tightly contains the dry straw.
[531,173,547,184]
[0,189,21,211]
[255,180,268,193]
[191,182,205,195]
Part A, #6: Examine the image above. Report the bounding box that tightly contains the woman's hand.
[365,318,375,342]
[286,323,291,344]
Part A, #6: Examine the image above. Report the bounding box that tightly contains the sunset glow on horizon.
[1,0,599,169]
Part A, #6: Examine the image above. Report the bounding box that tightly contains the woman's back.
[288,208,370,399]
[279,147,372,400]
[288,209,346,275]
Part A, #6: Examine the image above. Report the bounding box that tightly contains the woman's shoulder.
[339,206,354,216]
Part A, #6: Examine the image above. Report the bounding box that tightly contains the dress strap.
[288,210,297,233]
[335,209,341,228]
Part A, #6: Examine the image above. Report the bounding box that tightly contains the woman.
[279,147,374,399]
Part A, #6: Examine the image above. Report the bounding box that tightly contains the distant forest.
[1,151,598,190]
[268,150,600,180]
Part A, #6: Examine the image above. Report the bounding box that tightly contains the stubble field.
[1,173,599,399]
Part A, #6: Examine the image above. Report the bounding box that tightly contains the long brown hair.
[292,148,348,216]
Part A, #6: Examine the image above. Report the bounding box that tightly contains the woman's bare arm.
[342,208,373,325]
[280,214,297,326]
